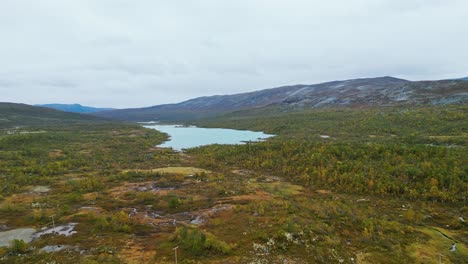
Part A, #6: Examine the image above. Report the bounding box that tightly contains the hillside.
[93,77,468,121]
[0,102,107,129]
[36,103,114,113]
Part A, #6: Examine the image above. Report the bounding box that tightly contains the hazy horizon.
[1,0,467,108]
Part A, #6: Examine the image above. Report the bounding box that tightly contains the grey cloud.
[1,0,467,107]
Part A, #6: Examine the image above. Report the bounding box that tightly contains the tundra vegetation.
[0,106,466,263]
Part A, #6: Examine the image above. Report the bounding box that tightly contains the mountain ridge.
[36,103,114,113]
[92,76,468,121]
[0,102,108,128]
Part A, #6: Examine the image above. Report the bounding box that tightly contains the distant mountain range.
[36,104,114,113]
[93,76,468,122]
[460,77,468,81]
[0,103,105,128]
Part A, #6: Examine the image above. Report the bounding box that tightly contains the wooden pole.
[50,215,56,234]
[172,246,179,264]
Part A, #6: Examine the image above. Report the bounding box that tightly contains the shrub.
[135,191,158,203]
[9,239,28,254]
[168,196,181,209]
[173,227,232,256]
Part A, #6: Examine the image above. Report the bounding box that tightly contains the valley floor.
[0,106,466,263]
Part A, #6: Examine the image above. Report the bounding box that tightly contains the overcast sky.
[1,0,467,108]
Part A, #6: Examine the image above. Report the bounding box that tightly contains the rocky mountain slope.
[93,77,468,121]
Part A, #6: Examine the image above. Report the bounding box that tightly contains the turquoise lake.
[144,124,274,151]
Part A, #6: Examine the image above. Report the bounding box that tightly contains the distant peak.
[333,76,409,83]
[365,76,408,81]
[36,103,114,113]
[380,76,405,80]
